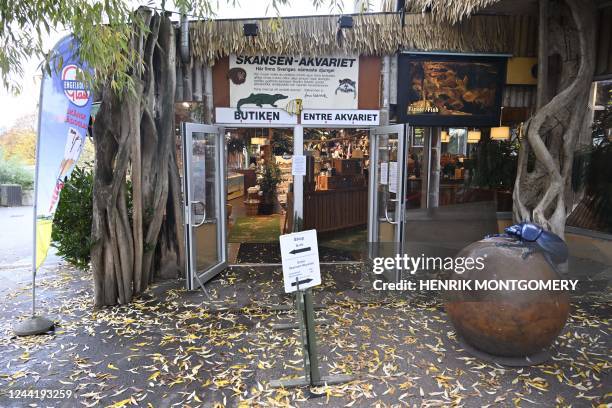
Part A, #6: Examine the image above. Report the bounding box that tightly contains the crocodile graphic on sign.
[237,93,288,112]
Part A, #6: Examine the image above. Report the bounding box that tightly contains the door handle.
[384,197,399,225]
[191,200,207,227]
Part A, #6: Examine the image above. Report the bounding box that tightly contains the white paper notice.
[389,162,398,194]
[279,230,321,293]
[380,162,388,185]
[292,155,306,176]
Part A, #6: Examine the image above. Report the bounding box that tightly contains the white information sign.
[301,109,379,126]
[229,54,359,110]
[380,162,388,185]
[292,155,306,176]
[215,107,298,125]
[279,230,321,293]
[389,162,398,194]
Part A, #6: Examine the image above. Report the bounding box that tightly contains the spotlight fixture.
[243,23,259,37]
[338,15,353,29]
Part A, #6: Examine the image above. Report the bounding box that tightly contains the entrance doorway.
[181,121,409,289]
[367,124,409,282]
[367,125,503,283]
[301,127,370,262]
[224,127,294,264]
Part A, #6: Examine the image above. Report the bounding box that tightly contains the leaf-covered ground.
[0,263,610,407]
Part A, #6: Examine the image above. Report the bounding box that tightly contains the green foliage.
[0,149,34,189]
[586,142,612,231]
[52,164,134,268]
[2,1,340,95]
[1,1,214,94]
[442,162,457,178]
[572,89,612,231]
[271,131,293,156]
[227,135,246,154]
[468,137,519,191]
[258,162,282,199]
[0,129,36,164]
[51,166,93,269]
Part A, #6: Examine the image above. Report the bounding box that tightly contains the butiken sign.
[215,107,379,126]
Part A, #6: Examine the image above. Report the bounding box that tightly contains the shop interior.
[224,127,294,263]
[401,124,519,260]
[225,127,371,263]
[299,127,370,260]
[431,125,517,211]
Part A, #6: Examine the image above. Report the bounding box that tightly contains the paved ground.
[0,206,60,295]
[0,257,609,407]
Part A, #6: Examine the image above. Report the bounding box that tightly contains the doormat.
[229,215,282,243]
[236,242,358,263]
[319,227,367,256]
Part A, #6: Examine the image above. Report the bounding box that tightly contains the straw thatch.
[407,0,505,23]
[189,12,514,64]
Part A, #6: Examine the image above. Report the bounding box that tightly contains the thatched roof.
[189,12,518,64]
[406,0,505,23]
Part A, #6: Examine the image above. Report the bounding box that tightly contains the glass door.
[367,124,408,282]
[182,123,227,290]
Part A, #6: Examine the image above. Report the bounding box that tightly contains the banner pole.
[31,70,43,318]
[13,65,55,336]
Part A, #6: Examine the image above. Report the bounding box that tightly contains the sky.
[0,0,383,131]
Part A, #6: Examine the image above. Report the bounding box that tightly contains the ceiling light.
[467,130,481,144]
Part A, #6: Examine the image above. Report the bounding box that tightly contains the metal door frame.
[367,124,408,281]
[182,122,227,290]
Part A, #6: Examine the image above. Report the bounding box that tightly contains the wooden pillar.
[193,61,203,101]
[536,0,549,109]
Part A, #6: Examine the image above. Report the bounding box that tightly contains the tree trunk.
[513,0,596,238]
[91,9,184,307]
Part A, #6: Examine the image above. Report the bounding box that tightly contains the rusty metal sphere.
[444,236,570,358]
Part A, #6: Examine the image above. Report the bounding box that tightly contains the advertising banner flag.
[34,36,93,269]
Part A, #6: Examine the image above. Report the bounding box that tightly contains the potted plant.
[257,162,282,215]
[271,131,293,157]
[466,137,519,211]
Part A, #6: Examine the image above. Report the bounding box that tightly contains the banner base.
[13,316,55,336]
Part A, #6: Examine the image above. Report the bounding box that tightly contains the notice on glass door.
[380,162,388,185]
[389,162,398,194]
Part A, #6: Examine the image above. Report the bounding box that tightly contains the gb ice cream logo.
[62,65,90,106]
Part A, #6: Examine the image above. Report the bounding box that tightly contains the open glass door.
[367,124,408,282]
[182,123,227,290]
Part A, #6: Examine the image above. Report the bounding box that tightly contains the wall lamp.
[338,15,353,29]
[243,23,259,37]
